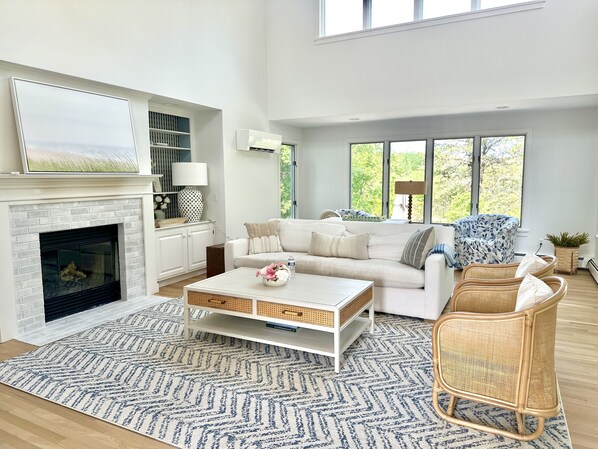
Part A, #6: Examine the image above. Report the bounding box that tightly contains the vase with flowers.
[256,262,291,287]
[153,195,171,220]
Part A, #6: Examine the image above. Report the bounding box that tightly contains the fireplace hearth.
[40,224,121,322]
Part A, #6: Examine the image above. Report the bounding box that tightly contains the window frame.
[349,141,385,216]
[476,133,527,220]
[348,131,528,226]
[279,143,297,219]
[318,0,545,43]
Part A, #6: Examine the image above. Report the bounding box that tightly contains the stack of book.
[266,322,298,332]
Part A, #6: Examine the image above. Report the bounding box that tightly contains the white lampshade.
[172,162,208,187]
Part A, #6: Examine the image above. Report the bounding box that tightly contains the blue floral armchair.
[452,214,519,268]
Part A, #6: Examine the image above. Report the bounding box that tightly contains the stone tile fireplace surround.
[0,175,157,343]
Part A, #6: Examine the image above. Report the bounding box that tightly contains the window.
[280,144,296,218]
[350,143,384,216]
[322,0,363,36]
[389,141,426,222]
[371,0,414,28]
[348,134,526,224]
[431,138,474,223]
[422,0,470,19]
[320,0,543,37]
[478,136,525,218]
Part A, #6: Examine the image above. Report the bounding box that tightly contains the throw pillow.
[515,274,553,311]
[515,252,549,278]
[244,221,283,255]
[308,232,369,260]
[400,227,435,269]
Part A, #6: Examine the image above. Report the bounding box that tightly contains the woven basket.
[554,246,579,274]
[155,217,188,228]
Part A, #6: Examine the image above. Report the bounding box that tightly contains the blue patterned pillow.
[400,228,435,269]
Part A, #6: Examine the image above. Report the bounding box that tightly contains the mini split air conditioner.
[236,129,282,154]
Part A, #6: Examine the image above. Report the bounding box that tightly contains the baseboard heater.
[589,258,598,284]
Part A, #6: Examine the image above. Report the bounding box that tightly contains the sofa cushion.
[515,252,549,278]
[309,232,369,260]
[515,274,553,311]
[233,253,425,289]
[368,233,412,261]
[278,221,346,252]
[401,228,435,269]
[244,221,283,254]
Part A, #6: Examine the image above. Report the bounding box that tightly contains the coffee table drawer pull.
[208,299,226,305]
[282,310,303,317]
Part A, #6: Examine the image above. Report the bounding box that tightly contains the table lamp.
[394,181,427,223]
[172,162,208,222]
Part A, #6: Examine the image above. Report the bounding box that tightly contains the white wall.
[300,107,598,259]
[266,0,598,122]
[0,0,290,240]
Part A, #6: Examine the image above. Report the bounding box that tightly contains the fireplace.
[40,224,121,322]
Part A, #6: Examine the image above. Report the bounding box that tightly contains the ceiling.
[271,94,598,128]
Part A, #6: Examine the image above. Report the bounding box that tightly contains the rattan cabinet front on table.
[183,267,374,373]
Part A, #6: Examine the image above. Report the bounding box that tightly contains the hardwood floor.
[0,272,596,448]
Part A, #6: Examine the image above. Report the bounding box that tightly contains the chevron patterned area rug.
[0,300,570,448]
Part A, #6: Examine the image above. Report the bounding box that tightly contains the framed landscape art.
[10,78,139,174]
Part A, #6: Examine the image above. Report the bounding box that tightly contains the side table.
[206,243,225,278]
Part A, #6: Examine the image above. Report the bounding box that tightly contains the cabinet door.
[188,224,213,271]
[155,228,188,280]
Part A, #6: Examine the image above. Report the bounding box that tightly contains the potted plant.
[545,231,590,274]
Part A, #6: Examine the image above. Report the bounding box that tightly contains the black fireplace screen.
[40,224,121,322]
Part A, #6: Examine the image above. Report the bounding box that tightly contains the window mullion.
[382,141,390,217]
[471,136,481,215]
[424,138,433,224]
[363,0,372,30]
[414,0,423,20]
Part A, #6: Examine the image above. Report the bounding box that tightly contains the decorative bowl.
[263,277,288,287]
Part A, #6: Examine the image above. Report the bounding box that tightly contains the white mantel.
[0,174,160,342]
[0,174,158,201]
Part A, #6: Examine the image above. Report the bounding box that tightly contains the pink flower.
[256,262,291,282]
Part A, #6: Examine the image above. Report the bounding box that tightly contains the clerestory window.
[320,0,545,38]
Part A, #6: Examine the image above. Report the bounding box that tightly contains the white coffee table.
[183,267,374,373]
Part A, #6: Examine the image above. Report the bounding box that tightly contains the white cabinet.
[155,222,213,282]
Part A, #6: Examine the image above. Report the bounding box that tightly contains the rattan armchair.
[432,276,567,441]
[460,255,557,283]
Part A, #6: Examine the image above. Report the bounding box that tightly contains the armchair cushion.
[515,252,549,278]
[515,274,553,311]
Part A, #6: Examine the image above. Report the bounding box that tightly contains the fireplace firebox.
[40,224,121,322]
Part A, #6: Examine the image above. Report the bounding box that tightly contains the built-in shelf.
[150,110,192,220]
[150,145,190,151]
[149,128,189,136]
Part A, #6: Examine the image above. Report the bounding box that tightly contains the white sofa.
[224,219,455,320]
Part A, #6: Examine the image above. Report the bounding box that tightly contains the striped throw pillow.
[245,221,283,254]
[400,227,435,269]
